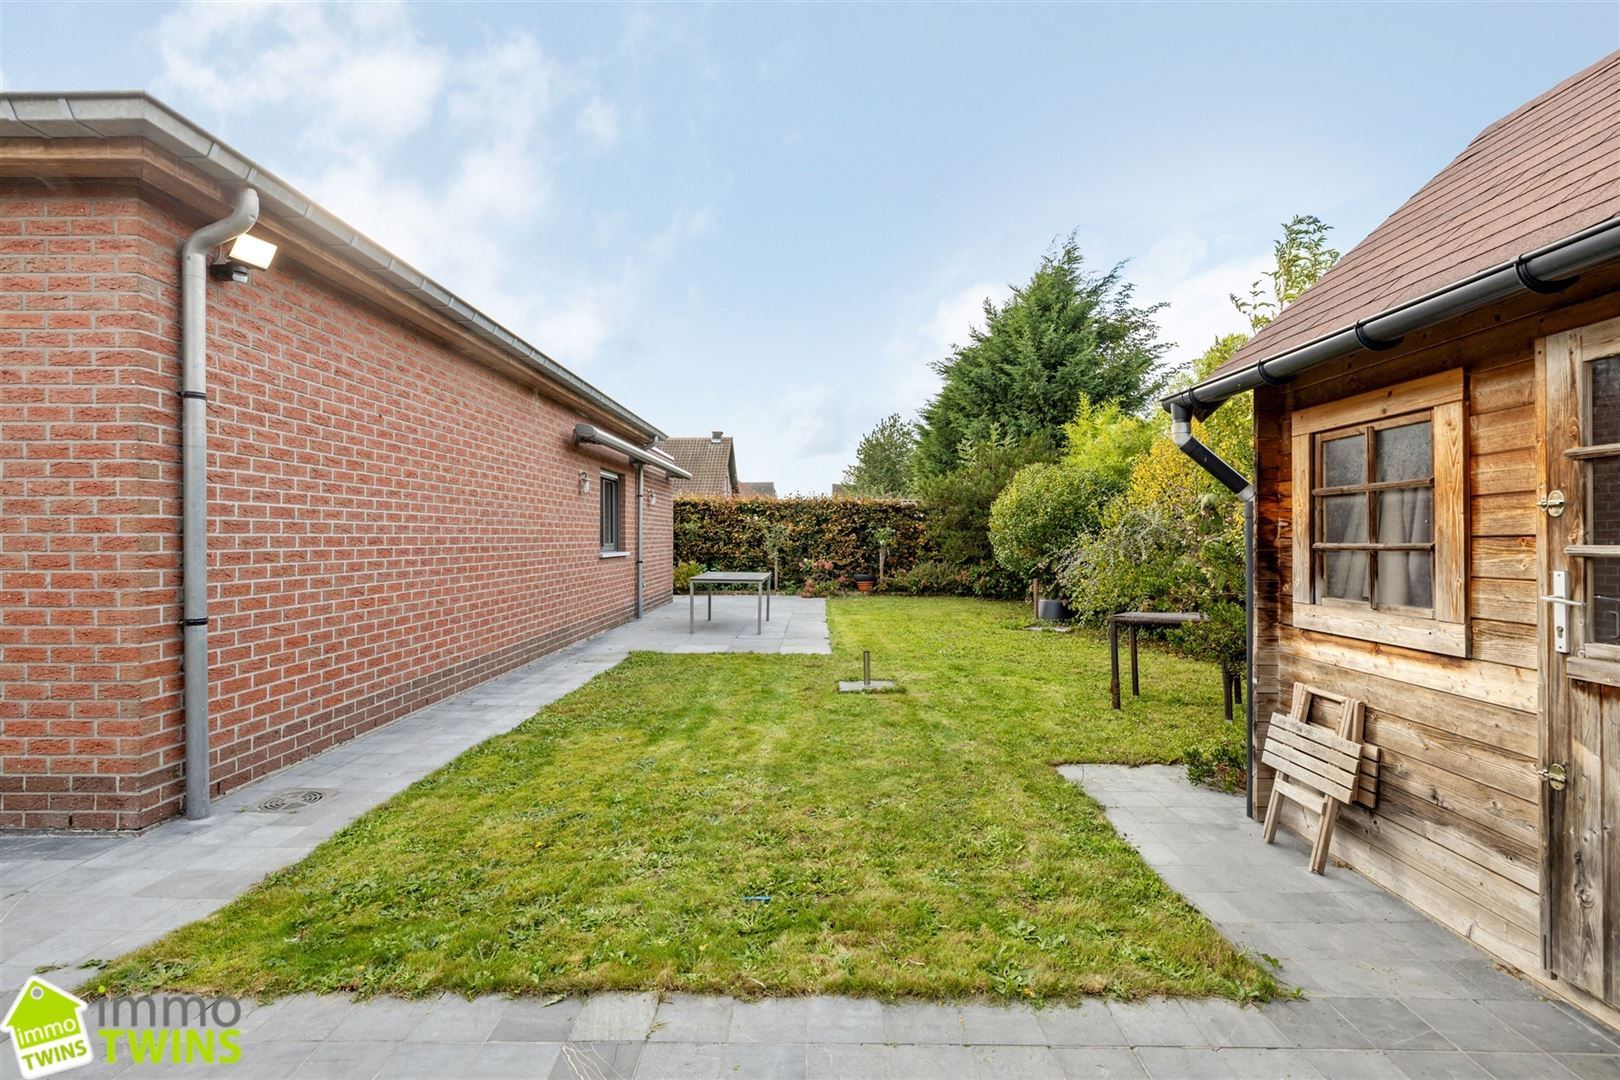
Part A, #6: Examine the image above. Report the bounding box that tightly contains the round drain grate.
[255,789,329,813]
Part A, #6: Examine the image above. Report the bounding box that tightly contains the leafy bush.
[674,496,930,592]
[673,560,705,592]
[988,397,1155,585]
[1184,725,1248,794]
[913,432,1052,595]
[883,558,1022,598]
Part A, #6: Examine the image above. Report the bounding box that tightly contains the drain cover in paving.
[253,789,332,814]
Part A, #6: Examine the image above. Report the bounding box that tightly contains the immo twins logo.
[3,978,91,1079]
[3,978,244,1077]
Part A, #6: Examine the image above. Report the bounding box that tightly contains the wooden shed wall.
[1249,270,1620,978]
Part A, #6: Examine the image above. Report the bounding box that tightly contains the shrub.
[674,496,929,591]
[1184,725,1248,794]
[912,432,1052,594]
[673,560,705,592]
[988,463,1110,584]
[884,558,1022,598]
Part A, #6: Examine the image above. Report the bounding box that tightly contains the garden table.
[688,571,774,635]
[1108,611,1228,712]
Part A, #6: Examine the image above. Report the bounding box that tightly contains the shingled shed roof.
[658,434,738,497]
[1202,50,1620,386]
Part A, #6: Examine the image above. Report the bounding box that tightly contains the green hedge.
[674,496,932,590]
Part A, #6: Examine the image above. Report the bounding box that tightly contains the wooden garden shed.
[1165,51,1620,1026]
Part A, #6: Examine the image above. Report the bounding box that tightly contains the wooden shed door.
[1538,318,1620,1006]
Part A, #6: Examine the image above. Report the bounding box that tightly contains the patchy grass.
[96,598,1269,1003]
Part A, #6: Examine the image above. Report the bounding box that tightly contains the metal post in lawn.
[863,650,872,688]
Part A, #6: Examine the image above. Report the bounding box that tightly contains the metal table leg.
[707,590,712,621]
[756,582,763,634]
[1129,625,1140,697]
[1109,617,1121,710]
[689,581,695,633]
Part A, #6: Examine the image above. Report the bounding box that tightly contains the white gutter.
[179,187,259,821]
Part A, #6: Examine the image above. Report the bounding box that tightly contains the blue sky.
[3,2,1615,492]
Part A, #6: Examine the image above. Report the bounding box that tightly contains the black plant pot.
[1036,598,1070,622]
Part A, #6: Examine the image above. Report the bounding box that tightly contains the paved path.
[0,599,830,998]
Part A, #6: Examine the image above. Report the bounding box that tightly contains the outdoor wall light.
[210,232,278,282]
[580,471,592,495]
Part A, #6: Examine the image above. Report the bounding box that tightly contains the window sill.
[600,551,631,560]
[1292,602,1467,657]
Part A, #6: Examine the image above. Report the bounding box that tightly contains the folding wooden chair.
[1259,683,1367,874]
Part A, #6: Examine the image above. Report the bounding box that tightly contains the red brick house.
[0,93,690,831]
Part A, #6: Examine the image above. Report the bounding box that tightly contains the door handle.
[1538,595,1585,607]
[1539,763,1568,791]
[1545,570,1576,655]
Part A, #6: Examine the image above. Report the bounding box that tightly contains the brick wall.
[0,180,673,829]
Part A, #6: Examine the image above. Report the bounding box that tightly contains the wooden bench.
[1260,683,1375,874]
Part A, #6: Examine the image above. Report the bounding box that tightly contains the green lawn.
[96,597,1271,1003]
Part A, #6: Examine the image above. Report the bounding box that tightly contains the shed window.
[600,471,622,553]
[1291,370,1466,656]
[1314,418,1434,612]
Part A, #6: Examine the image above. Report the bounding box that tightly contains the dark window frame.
[1310,413,1436,618]
[600,471,622,553]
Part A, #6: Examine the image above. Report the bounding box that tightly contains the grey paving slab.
[650,993,732,1043]
[721,1041,807,1080]
[569,991,659,1042]
[959,1001,1047,1045]
[1051,1046,1150,1077]
[881,1001,964,1044]
[550,1040,642,1080]
[1035,1002,1126,1047]
[631,1040,724,1079]
[728,996,809,1043]
[888,1043,975,1079]
[805,1042,889,1080]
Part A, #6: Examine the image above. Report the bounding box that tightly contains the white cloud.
[577,98,620,147]
[147,1,668,371]
[1131,228,1266,374]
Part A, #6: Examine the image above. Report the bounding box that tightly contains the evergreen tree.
[914,237,1169,478]
[841,413,917,496]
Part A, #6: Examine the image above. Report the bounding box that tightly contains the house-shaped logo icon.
[2,977,94,1079]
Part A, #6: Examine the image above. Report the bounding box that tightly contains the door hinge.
[1539,762,1568,791]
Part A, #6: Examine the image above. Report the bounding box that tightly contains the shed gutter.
[1163,213,1620,420]
[0,91,665,443]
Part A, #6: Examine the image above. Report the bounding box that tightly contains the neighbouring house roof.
[658,433,738,496]
[1201,50,1620,388]
[739,481,777,498]
[0,91,664,443]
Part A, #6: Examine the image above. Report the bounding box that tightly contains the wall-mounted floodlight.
[210,232,278,283]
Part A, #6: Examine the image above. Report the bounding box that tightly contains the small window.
[1313,418,1434,613]
[1291,370,1466,656]
[600,472,621,552]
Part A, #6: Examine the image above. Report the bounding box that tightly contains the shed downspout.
[180,188,259,821]
[1169,404,1258,817]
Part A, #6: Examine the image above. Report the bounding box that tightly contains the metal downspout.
[180,188,259,821]
[635,463,645,618]
[1170,405,1258,817]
